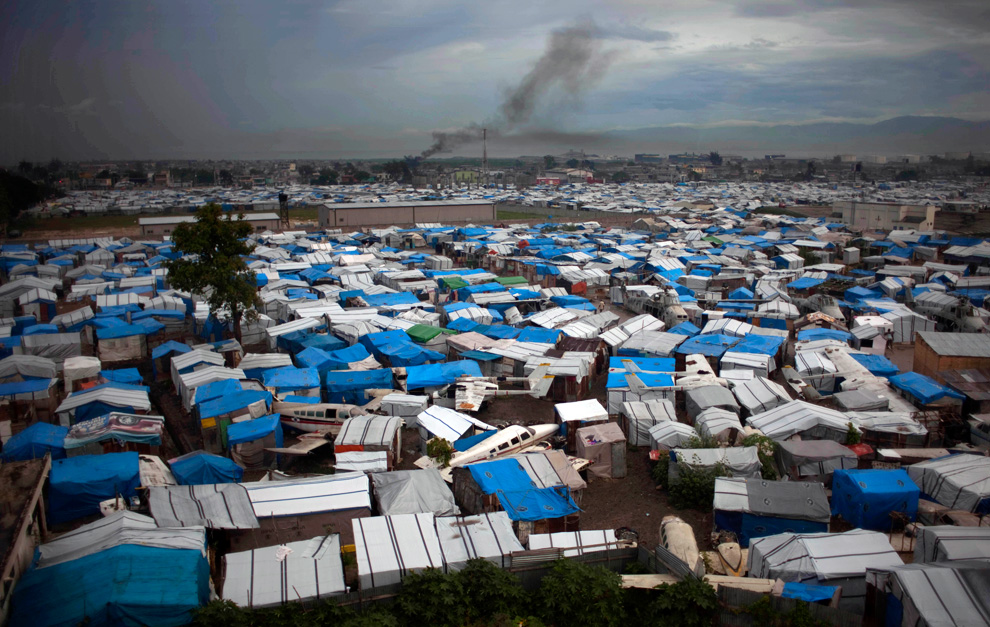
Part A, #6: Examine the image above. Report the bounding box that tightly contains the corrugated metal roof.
[919,332,990,358]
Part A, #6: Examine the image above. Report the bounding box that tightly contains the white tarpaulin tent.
[731,377,791,415]
[695,407,744,443]
[244,473,371,519]
[434,512,523,570]
[747,400,852,442]
[352,513,443,589]
[914,526,990,564]
[906,454,990,513]
[621,399,676,446]
[866,562,990,627]
[748,529,902,613]
[555,399,608,423]
[528,529,623,557]
[669,447,761,482]
[371,469,459,517]
[648,421,697,449]
[222,534,346,608]
[684,385,739,420]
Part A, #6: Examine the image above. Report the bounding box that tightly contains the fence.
[717,586,862,627]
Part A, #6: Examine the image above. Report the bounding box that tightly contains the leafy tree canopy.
[165,203,259,341]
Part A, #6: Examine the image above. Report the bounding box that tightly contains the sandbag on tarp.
[49,452,141,525]
[371,469,459,517]
[714,478,831,546]
[0,422,67,461]
[831,469,919,530]
[9,544,210,627]
[405,360,482,389]
[170,450,244,485]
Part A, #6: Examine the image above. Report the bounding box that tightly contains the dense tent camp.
[4,190,990,622]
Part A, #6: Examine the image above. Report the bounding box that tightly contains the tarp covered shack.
[713,477,830,547]
[830,469,920,531]
[907,454,990,513]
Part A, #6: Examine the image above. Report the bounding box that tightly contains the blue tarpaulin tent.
[170,451,244,485]
[675,334,740,357]
[8,545,210,627]
[667,321,701,337]
[0,422,68,462]
[262,366,320,392]
[100,368,143,385]
[467,459,580,521]
[197,389,272,421]
[516,327,561,344]
[227,414,283,449]
[889,372,966,405]
[405,360,483,389]
[732,335,786,356]
[831,468,920,530]
[849,353,900,377]
[781,582,838,603]
[49,452,141,525]
[324,369,393,404]
[797,328,853,343]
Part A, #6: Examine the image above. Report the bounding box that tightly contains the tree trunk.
[232,308,243,344]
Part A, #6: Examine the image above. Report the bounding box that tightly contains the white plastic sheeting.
[648,421,697,449]
[914,526,990,564]
[731,377,791,415]
[621,399,676,446]
[244,472,372,518]
[352,513,444,589]
[435,512,524,570]
[906,454,990,513]
[747,400,852,442]
[528,529,622,557]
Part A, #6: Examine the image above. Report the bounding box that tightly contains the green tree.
[394,567,468,627]
[297,164,315,181]
[566,159,579,168]
[457,559,528,621]
[382,160,412,182]
[543,155,557,170]
[316,168,338,185]
[536,559,624,627]
[17,161,32,176]
[353,170,372,182]
[218,169,234,186]
[612,171,631,183]
[709,151,723,166]
[165,203,260,342]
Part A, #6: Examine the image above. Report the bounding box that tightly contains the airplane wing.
[528,368,555,397]
[624,372,648,394]
[619,359,643,373]
[266,438,332,455]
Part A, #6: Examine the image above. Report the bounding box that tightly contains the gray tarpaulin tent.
[748,529,903,613]
[37,511,205,568]
[685,385,739,420]
[731,377,791,415]
[914,526,990,564]
[528,529,624,557]
[372,469,460,517]
[669,446,762,483]
[747,400,852,442]
[621,399,676,446]
[906,454,990,513]
[352,513,444,589]
[149,484,260,529]
[648,421,697,449]
[713,478,830,546]
[866,561,990,627]
[222,534,346,608]
[775,440,858,484]
[695,407,744,443]
[434,512,524,570]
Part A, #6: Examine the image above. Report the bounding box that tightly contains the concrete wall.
[319,202,496,228]
[835,201,937,231]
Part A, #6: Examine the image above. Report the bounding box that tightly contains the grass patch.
[497,209,538,220]
[22,214,140,232]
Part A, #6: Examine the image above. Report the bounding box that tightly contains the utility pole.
[482,128,489,189]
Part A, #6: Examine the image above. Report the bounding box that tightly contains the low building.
[834,201,938,231]
[138,212,281,237]
[913,331,990,382]
[317,200,495,229]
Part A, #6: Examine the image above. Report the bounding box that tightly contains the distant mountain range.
[600,116,990,157]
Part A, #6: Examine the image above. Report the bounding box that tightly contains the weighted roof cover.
[747,400,852,442]
[731,376,791,415]
[775,440,857,479]
[372,469,459,517]
[435,512,524,570]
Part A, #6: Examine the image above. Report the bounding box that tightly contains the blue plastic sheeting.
[797,328,853,343]
[262,366,320,391]
[516,327,561,344]
[405,360,483,389]
[96,323,156,340]
[0,422,68,462]
[170,451,244,485]
[296,346,334,371]
[194,379,243,406]
[320,344,375,370]
[101,368,143,385]
[732,335,785,356]
[49,452,141,525]
[446,317,479,332]
[227,414,283,448]
[22,324,59,336]
[667,321,701,337]
[713,511,828,547]
[377,342,445,367]
[787,277,826,290]
[849,353,900,377]
[132,309,186,322]
[675,334,740,357]
[364,292,423,308]
[845,286,880,302]
[198,389,272,421]
[473,324,520,340]
[781,582,838,603]
[151,340,192,360]
[324,369,394,404]
[282,395,319,404]
[453,430,497,452]
[831,469,919,530]
[606,370,674,389]
[889,372,966,405]
[8,545,210,627]
[609,356,675,372]
[360,329,411,356]
[551,295,591,307]
[459,350,501,362]
[0,378,52,398]
[467,458,580,521]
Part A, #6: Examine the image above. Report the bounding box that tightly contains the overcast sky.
[3,0,989,161]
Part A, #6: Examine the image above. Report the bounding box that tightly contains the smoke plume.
[419,21,612,159]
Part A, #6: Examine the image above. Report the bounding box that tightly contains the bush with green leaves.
[742,433,780,480]
[845,422,862,445]
[535,559,625,627]
[457,558,529,621]
[668,457,732,510]
[394,567,468,627]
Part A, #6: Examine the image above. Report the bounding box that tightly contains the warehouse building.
[318,200,496,229]
[913,331,990,382]
[833,201,937,231]
[138,213,282,237]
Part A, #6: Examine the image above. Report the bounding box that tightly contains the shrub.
[456,559,528,622]
[668,456,732,510]
[394,567,467,627]
[535,559,625,627]
[742,433,780,480]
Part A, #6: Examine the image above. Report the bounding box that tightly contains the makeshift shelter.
[794,351,839,393]
[648,421,698,449]
[684,385,739,420]
[222,534,346,608]
[0,422,67,461]
[831,469,920,531]
[554,399,609,453]
[695,407,745,443]
[371,469,459,516]
[619,399,676,447]
[713,478,830,546]
[148,483,260,530]
[8,544,210,627]
[96,324,151,362]
[528,529,627,557]
[748,529,903,613]
[227,414,283,470]
[669,447,762,483]
[865,562,990,627]
[747,400,852,442]
[416,405,493,452]
[63,412,164,456]
[335,414,403,470]
[914,526,990,563]
[889,372,965,407]
[352,513,444,589]
[575,422,627,479]
[435,512,524,570]
[55,384,152,426]
[49,452,141,525]
[380,393,429,426]
[169,450,244,485]
[731,377,792,415]
[907,454,990,513]
[324,368,393,404]
[775,440,858,485]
